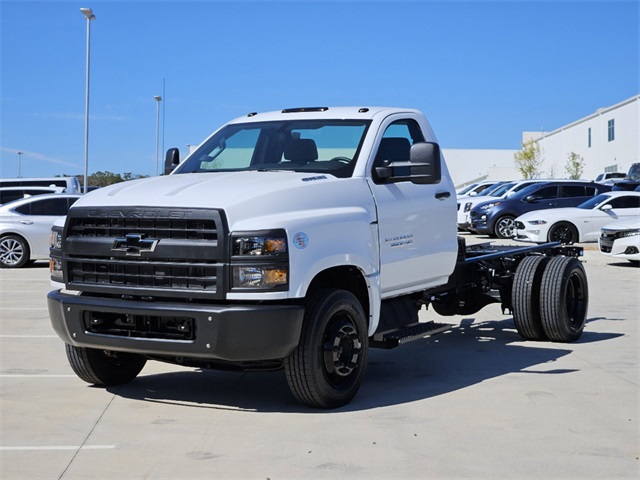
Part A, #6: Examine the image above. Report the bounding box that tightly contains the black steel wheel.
[548,222,579,245]
[0,235,30,268]
[494,215,516,239]
[285,289,368,409]
[66,344,147,386]
[540,256,589,342]
[512,256,549,341]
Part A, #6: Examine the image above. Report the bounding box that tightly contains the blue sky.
[1,0,638,179]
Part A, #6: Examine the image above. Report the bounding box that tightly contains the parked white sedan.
[515,191,640,244]
[599,217,640,264]
[0,194,81,268]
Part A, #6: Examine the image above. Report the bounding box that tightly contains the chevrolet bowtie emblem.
[112,233,158,256]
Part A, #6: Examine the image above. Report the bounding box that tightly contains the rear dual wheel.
[512,256,588,342]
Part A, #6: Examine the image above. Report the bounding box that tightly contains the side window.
[585,187,597,196]
[529,186,558,200]
[29,198,69,216]
[608,196,640,209]
[561,185,587,197]
[373,119,426,182]
[14,203,31,215]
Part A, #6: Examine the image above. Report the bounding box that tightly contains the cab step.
[370,321,452,349]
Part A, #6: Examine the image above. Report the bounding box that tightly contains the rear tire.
[540,256,588,342]
[512,256,549,341]
[494,215,516,239]
[0,235,30,268]
[66,344,147,386]
[285,289,368,409]
[548,222,579,244]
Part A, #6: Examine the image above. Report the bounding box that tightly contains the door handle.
[435,191,451,200]
[19,220,34,225]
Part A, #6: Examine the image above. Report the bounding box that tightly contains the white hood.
[72,172,376,231]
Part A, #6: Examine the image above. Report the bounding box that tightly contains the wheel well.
[306,266,370,322]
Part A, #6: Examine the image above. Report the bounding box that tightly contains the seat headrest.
[284,138,318,162]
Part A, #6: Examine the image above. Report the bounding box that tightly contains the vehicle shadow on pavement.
[109,316,621,414]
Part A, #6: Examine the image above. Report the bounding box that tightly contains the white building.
[523,95,640,180]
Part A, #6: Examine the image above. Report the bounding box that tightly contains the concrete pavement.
[1,246,638,479]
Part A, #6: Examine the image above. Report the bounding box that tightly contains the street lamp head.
[154,96,162,102]
[80,8,96,20]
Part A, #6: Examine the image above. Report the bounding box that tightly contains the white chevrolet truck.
[48,107,588,408]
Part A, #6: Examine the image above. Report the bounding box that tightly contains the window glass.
[608,196,640,209]
[29,198,69,216]
[561,185,587,198]
[373,119,426,181]
[607,119,615,142]
[178,119,370,178]
[528,186,558,200]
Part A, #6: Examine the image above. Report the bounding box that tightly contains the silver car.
[0,194,81,268]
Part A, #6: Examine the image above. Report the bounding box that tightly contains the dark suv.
[612,163,640,191]
[469,181,612,238]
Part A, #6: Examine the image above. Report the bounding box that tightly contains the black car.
[469,181,612,238]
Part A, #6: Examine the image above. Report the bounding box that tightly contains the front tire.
[548,222,579,244]
[285,289,368,409]
[540,256,588,342]
[494,215,516,239]
[66,344,147,386]
[0,235,30,268]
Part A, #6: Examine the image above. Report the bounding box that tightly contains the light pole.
[16,151,23,177]
[81,7,95,192]
[154,95,162,175]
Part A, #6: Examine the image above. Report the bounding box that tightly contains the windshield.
[628,164,640,181]
[487,182,515,197]
[174,119,371,178]
[578,193,611,209]
[457,183,479,195]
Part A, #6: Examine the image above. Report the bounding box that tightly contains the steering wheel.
[329,157,351,164]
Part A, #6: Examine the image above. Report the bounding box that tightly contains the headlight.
[527,220,547,225]
[621,229,640,238]
[464,202,472,212]
[233,235,287,256]
[50,229,62,249]
[231,230,288,290]
[49,226,64,283]
[480,202,500,210]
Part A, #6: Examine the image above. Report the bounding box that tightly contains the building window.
[588,127,591,148]
[607,119,615,142]
[604,164,618,173]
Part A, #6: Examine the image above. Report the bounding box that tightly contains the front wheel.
[285,289,368,409]
[0,235,30,268]
[66,344,147,386]
[548,222,579,244]
[494,215,516,239]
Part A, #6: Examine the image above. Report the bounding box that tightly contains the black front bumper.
[48,290,304,362]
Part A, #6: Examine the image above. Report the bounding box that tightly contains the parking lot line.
[0,374,76,378]
[0,445,116,451]
[0,335,58,338]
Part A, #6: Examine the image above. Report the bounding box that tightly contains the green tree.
[514,139,543,179]
[565,152,585,179]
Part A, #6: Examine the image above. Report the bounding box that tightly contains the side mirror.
[164,148,180,175]
[409,142,441,185]
[600,203,613,211]
[524,195,536,203]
